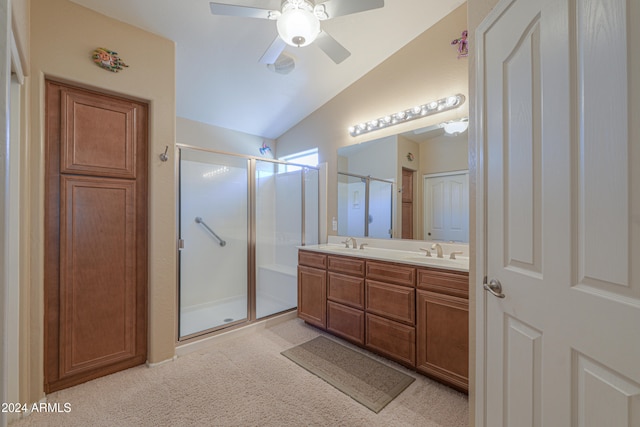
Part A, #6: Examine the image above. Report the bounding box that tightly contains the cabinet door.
[328,272,364,309]
[45,81,148,393]
[365,279,415,325]
[327,301,364,345]
[297,266,326,328]
[366,313,416,367]
[416,290,468,392]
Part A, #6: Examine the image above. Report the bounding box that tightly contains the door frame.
[473,1,503,425]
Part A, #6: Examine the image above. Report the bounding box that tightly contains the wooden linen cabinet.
[44,81,148,392]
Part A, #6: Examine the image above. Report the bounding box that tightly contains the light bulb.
[277,6,320,47]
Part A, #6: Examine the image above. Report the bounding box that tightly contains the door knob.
[483,277,505,298]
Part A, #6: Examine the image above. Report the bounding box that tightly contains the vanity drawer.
[366,313,415,367]
[328,255,365,277]
[417,268,469,299]
[298,250,327,269]
[327,301,365,345]
[366,261,415,287]
[366,280,415,325]
[328,272,365,309]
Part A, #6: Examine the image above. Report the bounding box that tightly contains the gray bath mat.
[281,336,415,413]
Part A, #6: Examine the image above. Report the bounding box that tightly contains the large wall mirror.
[337,123,469,242]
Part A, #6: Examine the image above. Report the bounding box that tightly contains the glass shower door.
[254,161,319,319]
[178,149,249,338]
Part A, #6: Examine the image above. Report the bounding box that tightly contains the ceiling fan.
[209,0,385,64]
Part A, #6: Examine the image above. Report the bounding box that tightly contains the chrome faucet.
[431,243,444,258]
[341,237,357,249]
[419,247,432,257]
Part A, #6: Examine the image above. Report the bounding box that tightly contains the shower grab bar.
[195,217,227,247]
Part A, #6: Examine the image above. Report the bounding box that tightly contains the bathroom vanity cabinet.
[416,268,469,392]
[297,248,469,392]
[297,251,327,329]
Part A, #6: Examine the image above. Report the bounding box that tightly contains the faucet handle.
[341,237,351,248]
[419,247,432,257]
[449,251,464,260]
[359,243,368,250]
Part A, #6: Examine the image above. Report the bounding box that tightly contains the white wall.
[1,0,11,425]
[177,116,275,158]
[276,4,469,237]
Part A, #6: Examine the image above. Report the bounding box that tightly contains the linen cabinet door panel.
[58,175,139,378]
[365,280,415,325]
[417,290,468,392]
[365,313,416,367]
[327,301,365,345]
[60,88,138,178]
[297,266,327,329]
[328,272,365,309]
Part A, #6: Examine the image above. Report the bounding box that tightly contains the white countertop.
[299,244,469,272]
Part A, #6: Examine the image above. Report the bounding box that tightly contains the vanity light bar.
[348,94,466,137]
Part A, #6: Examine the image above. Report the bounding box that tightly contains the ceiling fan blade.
[315,0,384,19]
[316,31,351,64]
[210,2,274,19]
[259,36,287,64]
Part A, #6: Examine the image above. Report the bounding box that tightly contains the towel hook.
[159,145,169,162]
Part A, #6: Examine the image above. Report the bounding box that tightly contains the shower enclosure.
[178,146,319,340]
[337,172,393,238]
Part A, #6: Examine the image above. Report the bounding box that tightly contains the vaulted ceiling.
[70,0,466,138]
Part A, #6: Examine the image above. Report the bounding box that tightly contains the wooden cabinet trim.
[416,290,468,392]
[366,261,415,287]
[417,268,469,299]
[365,279,415,325]
[297,265,327,329]
[327,301,365,345]
[60,88,137,179]
[328,255,365,277]
[298,250,327,269]
[365,313,416,367]
[328,272,365,309]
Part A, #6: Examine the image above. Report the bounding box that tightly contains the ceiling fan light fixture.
[442,118,469,135]
[277,1,320,47]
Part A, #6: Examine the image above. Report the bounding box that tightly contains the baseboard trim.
[146,355,178,368]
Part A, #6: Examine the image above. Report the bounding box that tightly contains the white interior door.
[476,0,640,425]
[424,172,469,242]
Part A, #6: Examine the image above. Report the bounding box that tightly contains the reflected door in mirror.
[424,172,469,242]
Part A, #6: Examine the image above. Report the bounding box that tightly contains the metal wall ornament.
[259,141,272,156]
[451,30,468,58]
[92,47,129,72]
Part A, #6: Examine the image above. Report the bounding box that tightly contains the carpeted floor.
[10,318,468,427]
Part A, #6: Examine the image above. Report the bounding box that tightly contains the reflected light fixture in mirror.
[442,117,469,135]
[348,94,465,137]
